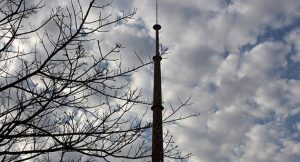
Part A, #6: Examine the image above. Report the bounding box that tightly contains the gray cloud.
[110,0,300,161]
[7,0,300,161]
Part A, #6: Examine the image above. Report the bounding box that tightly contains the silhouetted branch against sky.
[0,0,195,161]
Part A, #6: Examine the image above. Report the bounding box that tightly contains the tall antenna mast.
[152,0,164,161]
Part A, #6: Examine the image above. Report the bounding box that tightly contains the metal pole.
[152,23,164,162]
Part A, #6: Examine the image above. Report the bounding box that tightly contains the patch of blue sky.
[206,82,217,93]
[284,113,300,141]
[222,49,230,59]
[144,128,152,142]
[224,0,232,5]
[132,20,148,31]
[258,16,300,43]
[239,43,255,54]
[255,111,277,125]
[240,17,300,54]
[280,46,300,80]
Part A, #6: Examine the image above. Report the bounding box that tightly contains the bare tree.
[0,0,195,161]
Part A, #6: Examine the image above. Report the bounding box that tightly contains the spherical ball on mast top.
[153,24,161,30]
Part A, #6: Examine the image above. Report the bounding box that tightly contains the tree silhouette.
[0,0,194,161]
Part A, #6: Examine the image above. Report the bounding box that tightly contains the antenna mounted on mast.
[153,0,161,30]
[156,0,158,24]
[153,0,161,55]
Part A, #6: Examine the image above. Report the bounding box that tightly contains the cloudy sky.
[10,0,300,161]
[104,0,300,162]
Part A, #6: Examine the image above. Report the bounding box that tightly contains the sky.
[106,0,300,162]
[5,0,300,161]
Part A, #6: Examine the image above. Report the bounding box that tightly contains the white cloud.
[287,27,300,62]
[118,0,300,161]
[239,42,290,78]
[6,0,300,161]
